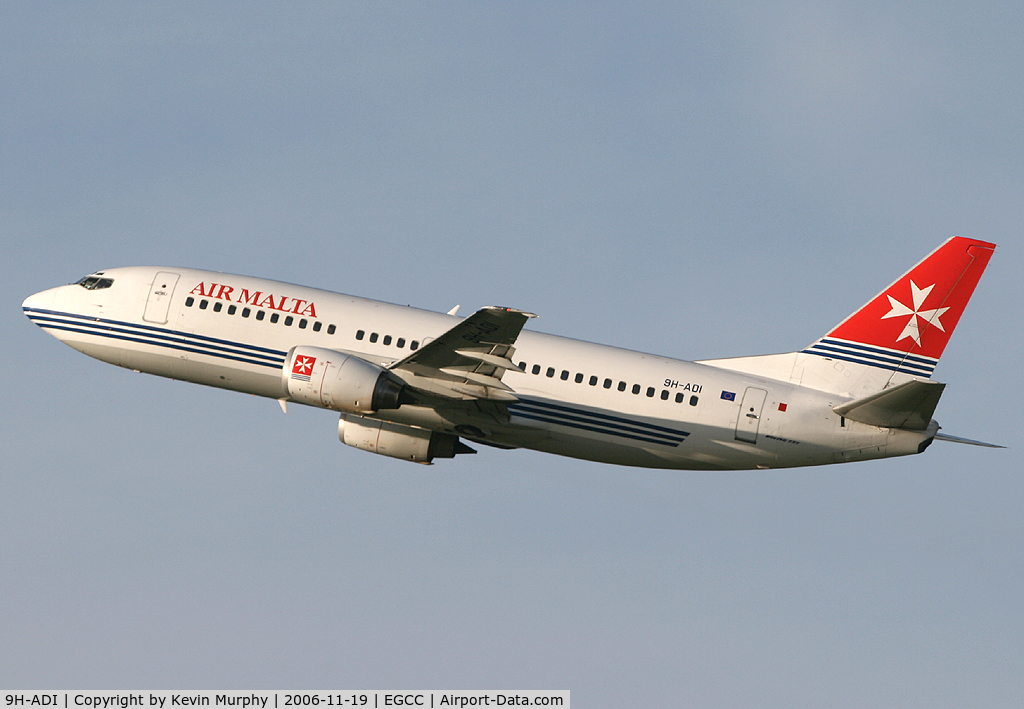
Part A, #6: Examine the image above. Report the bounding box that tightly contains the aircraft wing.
[388,306,536,401]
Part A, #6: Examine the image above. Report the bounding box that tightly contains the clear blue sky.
[3,3,1021,706]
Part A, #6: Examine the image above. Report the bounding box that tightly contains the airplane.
[22,236,1000,469]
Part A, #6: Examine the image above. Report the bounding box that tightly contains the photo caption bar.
[2,692,568,709]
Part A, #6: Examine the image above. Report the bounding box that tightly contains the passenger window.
[199,300,208,310]
[299,319,307,329]
[646,387,655,397]
[546,367,555,378]
[270,313,280,323]
[185,297,194,307]
[228,305,237,315]
[660,390,669,400]
[256,311,265,321]
[312,321,322,332]
[690,396,699,406]
[370,333,379,343]
[603,378,612,389]
[328,324,336,335]
[675,392,684,403]
[575,373,584,383]
[411,341,419,350]
[532,364,541,375]
[631,384,641,395]
[383,335,392,346]
[284,316,293,326]
[398,338,406,348]
[213,302,223,312]
[242,307,251,318]
[560,370,569,381]
[617,381,626,392]
[356,330,365,340]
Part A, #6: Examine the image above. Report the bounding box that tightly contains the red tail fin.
[804,237,995,377]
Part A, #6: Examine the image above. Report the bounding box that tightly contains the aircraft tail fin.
[699,237,995,398]
[803,236,995,379]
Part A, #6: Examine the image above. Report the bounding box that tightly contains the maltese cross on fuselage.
[881,280,950,346]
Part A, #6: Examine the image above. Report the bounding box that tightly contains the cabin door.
[143,271,180,324]
[735,387,768,444]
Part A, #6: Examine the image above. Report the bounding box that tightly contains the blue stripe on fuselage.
[24,307,286,369]
[509,398,689,448]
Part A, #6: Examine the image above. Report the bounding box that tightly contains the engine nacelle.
[339,414,475,464]
[284,346,404,414]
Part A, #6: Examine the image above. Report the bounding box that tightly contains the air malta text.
[190,282,317,318]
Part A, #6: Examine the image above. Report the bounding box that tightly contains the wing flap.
[453,348,524,371]
[439,367,515,391]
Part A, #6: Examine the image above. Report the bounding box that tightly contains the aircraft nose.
[23,287,59,322]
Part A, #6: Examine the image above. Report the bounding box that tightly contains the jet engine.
[284,346,405,414]
[338,414,476,463]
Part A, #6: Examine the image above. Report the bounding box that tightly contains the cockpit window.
[76,274,114,290]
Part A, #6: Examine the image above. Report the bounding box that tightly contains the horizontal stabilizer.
[934,432,1005,448]
[833,380,945,430]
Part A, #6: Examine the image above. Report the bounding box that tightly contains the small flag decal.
[721,390,736,401]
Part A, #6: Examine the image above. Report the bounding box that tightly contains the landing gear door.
[735,387,768,444]
[143,271,180,324]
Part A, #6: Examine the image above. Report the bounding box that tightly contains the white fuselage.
[23,267,935,469]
